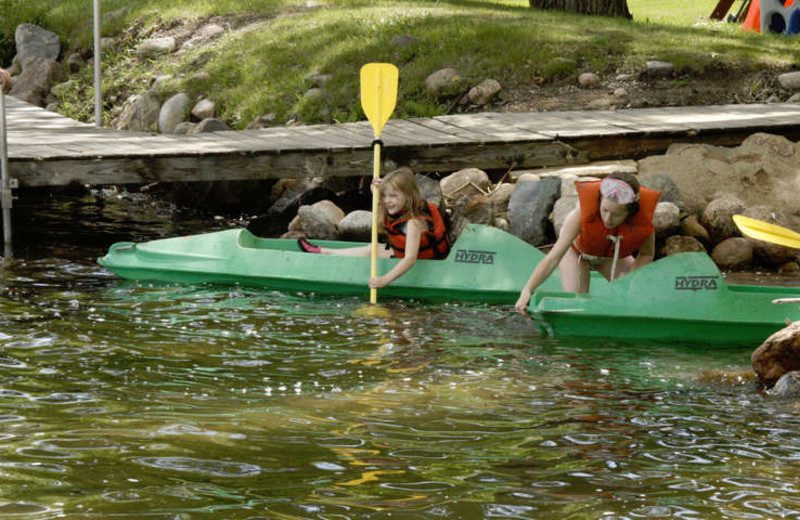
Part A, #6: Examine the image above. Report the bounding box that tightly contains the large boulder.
[740,206,798,267]
[297,200,345,239]
[14,24,60,68]
[158,93,192,134]
[112,90,161,132]
[752,321,800,388]
[508,176,561,246]
[711,237,753,271]
[639,134,800,218]
[337,210,372,241]
[9,57,67,106]
[440,168,490,207]
[662,235,706,256]
[702,193,746,244]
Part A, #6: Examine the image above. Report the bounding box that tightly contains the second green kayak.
[528,252,800,346]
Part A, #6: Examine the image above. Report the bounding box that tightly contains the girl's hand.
[371,178,383,190]
[369,276,389,289]
[515,288,532,316]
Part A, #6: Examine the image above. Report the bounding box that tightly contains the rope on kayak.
[607,234,622,280]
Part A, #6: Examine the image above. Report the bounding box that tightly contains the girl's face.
[599,197,629,229]
[382,184,408,216]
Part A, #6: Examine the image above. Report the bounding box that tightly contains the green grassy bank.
[2,0,797,128]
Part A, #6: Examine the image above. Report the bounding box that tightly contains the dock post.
[93,0,102,128]
[0,89,11,257]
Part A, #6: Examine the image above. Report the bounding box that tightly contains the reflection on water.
[0,190,799,519]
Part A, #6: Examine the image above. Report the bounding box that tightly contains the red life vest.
[573,180,660,258]
[384,202,451,260]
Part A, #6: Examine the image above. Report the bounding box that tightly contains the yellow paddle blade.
[360,63,398,138]
[733,215,800,249]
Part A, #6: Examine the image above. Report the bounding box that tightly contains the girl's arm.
[631,232,655,270]
[515,208,581,314]
[369,218,424,289]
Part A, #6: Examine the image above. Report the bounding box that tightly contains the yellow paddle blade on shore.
[360,63,398,138]
[733,214,800,249]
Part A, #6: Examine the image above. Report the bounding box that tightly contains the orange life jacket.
[384,202,451,260]
[573,180,661,258]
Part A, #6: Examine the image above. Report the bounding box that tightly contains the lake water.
[2,189,800,520]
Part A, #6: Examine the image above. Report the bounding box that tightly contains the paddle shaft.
[370,142,381,304]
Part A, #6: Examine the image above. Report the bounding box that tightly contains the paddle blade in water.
[733,215,800,249]
[360,63,398,137]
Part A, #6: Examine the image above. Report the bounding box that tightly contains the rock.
[180,24,225,52]
[578,72,600,88]
[752,321,800,388]
[173,122,197,135]
[158,93,192,134]
[711,237,753,271]
[416,174,444,209]
[508,176,561,246]
[425,68,461,95]
[440,168,490,206]
[297,200,345,239]
[304,87,324,99]
[112,90,161,132]
[190,118,231,133]
[646,60,674,77]
[702,193,746,244]
[451,194,493,237]
[768,371,800,399]
[246,181,338,238]
[515,173,540,183]
[788,93,800,103]
[680,215,710,246]
[65,53,85,73]
[192,99,216,120]
[639,172,684,210]
[468,79,501,105]
[245,113,276,130]
[489,183,515,219]
[9,57,67,106]
[0,69,11,94]
[587,97,612,110]
[779,261,800,274]
[662,235,707,256]
[613,87,628,98]
[778,71,800,90]
[136,37,177,59]
[14,24,60,68]
[653,202,681,237]
[551,196,577,236]
[337,210,372,241]
[740,206,797,267]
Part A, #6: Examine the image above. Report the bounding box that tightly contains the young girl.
[298,167,450,289]
[515,172,660,315]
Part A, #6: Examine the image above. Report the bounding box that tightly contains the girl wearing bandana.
[515,172,660,315]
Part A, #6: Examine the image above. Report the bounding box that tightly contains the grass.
[3,0,799,128]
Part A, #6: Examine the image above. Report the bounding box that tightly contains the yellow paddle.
[360,63,398,304]
[733,214,800,249]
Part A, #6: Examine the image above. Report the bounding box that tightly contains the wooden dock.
[6,95,800,187]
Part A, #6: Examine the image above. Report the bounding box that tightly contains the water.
[1,189,800,519]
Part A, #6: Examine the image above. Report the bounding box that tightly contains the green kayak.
[98,224,565,303]
[528,251,800,346]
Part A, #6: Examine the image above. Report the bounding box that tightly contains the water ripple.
[132,457,261,477]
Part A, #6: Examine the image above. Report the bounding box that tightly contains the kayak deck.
[98,224,565,303]
[529,252,800,346]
